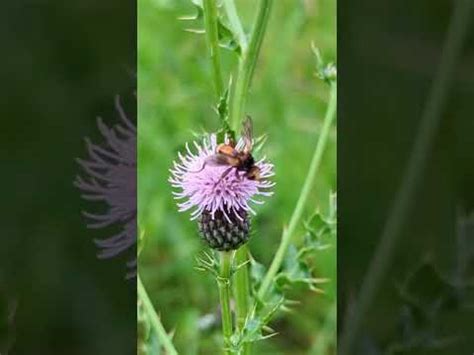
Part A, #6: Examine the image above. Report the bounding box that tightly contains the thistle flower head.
[75,96,137,278]
[169,134,274,250]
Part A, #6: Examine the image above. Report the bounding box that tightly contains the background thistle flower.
[169,135,274,250]
[75,96,137,278]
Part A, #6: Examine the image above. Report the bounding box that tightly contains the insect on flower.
[192,116,261,183]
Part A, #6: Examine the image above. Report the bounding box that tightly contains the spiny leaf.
[398,261,459,314]
[238,194,336,349]
[216,86,229,120]
[250,255,267,293]
[311,43,337,84]
[233,258,251,275]
[275,244,329,292]
[230,297,284,352]
[180,1,242,55]
[216,19,241,55]
[262,194,336,315]
[195,251,220,277]
[214,84,235,141]
[384,259,474,354]
[281,245,312,280]
[300,205,336,259]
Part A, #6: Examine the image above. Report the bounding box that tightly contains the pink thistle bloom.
[169,135,275,223]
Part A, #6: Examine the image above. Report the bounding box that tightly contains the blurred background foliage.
[138,0,336,354]
[0,1,136,354]
[339,0,474,353]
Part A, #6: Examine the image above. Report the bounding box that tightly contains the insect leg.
[246,166,261,181]
[235,167,243,180]
[214,166,234,187]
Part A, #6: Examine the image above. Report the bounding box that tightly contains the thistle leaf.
[241,193,336,349]
[216,19,241,55]
[195,251,220,277]
[399,263,457,315]
[382,260,474,353]
[311,43,337,84]
[230,297,284,352]
[250,255,267,292]
[216,86,229,120]
[300,199,336,259]
[181,1,242,55]
[274,244,330,292]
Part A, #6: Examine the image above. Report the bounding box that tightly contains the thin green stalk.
[137,275,178,355]
[225,2,273,354]
[223,0,248,52]
[229,0,274,131]
[339,0,472,352]
[218,252,234,354]
[233,246,250,331]
[203,0,224,98]
[309,301,336,355]
[258,83,337,300]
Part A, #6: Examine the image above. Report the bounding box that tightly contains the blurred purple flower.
[75,96,136,278]
[169,135,275,222]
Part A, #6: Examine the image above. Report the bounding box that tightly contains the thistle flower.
[169,134,274,250]
[75,96,137,278]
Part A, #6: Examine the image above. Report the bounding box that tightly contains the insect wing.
[189,154,229,173]
[205,154,231,166]
[242,116,254,153]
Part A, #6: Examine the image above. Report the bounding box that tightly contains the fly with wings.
[191,116,261,183]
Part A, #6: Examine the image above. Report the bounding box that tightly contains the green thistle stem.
[229,0,273,131]
[258,83,337,300]
[203,0,224,98]
[137,274,178,355]
[233,246,250,331]
[226,2,273,354]
[310,301,336,354]
[218,251,234,354]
